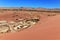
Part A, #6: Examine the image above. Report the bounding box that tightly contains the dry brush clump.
[47,13,56,16]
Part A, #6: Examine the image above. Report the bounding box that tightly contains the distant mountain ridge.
[0,7,60,12]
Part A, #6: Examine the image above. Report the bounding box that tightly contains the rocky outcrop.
[0,18,39,33]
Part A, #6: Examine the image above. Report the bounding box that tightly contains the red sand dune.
[0,14,60,40]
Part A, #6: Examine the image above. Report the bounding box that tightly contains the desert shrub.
[0,11,4,13]
[47,13,56,16]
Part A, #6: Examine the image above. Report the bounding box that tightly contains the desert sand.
[0,8,60,40]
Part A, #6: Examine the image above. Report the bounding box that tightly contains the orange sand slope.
[0,15,60,40]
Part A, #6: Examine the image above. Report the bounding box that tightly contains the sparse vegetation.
[47,13,56,16]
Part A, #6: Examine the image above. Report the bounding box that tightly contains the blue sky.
[0,0,60,8]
